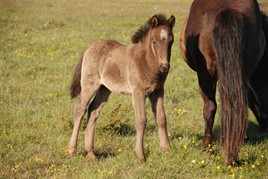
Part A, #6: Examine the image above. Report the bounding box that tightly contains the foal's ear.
[168,15,176,28]
[150,15,158,28]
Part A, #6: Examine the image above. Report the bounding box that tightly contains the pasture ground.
[1,0,268,178]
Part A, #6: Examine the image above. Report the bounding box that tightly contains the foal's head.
[132,14,176,73]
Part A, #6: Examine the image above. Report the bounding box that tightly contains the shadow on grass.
[81,149,117,160]
[101,122,160,137]
[116,123,136,136]
[199,121,268,145]
[117,123,162,136]
[105,123,160,136]
[246,121,268,145]
[94,150,116,160]
[170,120,268,145]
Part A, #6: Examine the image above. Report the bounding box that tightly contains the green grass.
[1,0,268,178]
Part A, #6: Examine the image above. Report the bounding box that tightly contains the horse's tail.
[213,9,248,165]
[70,56,83,99]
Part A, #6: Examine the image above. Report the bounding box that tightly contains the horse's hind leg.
[249,82,268,131]
[84,85,111,159]
[198,72,217,151]
[68,81,100,156]
[149,87,170,152]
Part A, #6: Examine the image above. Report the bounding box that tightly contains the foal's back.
[82,39,132,94]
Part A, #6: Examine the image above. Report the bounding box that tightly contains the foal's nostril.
[160,63,170,72]
[166,63,170,70]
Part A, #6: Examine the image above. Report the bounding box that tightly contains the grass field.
[1,0,268,178]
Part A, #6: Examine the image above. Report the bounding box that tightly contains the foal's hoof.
[134,151,145,163]
[68,148,76,156]
[136,157,145,164]
[87,152,97,161]
[161,145,171,153]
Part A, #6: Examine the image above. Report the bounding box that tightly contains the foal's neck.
[139,42,160,70]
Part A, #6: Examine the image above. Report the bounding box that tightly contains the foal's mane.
[131,14,168,44]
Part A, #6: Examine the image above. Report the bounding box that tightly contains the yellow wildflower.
[183,145,187,150]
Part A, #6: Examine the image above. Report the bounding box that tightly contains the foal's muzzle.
[160,63,170,73]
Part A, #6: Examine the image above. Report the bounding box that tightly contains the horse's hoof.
[244,135,249,142]
[202,143,212,152]
[260,125,268,132]
[202,134,213,152]
[227,160,241,167]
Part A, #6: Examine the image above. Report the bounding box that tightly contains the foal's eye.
[152,41,156,45]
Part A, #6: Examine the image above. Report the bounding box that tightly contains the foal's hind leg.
[84,85,111,159]
[149,87,170,152]
[69,82,100,156]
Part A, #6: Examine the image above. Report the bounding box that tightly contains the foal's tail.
[70,56,83,99]
[213,9,248,165]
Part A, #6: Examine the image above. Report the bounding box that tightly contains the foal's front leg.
[132,90,147,162]
[149,88,170,152]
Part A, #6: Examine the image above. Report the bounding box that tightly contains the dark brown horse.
[180,0,267,165]
[249,12,268,132]
[69,14,175,162]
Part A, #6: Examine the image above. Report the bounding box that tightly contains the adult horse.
[179,0,266,165]
[249,12,268,132]
[69,14,175,162]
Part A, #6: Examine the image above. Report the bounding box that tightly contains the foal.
[68,14,175,161]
